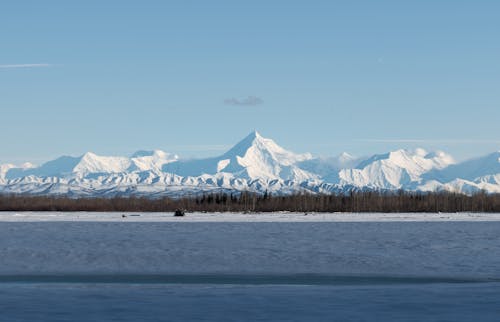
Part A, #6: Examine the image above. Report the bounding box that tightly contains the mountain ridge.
[1,131,499,196]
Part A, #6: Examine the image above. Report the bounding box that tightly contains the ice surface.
[2,212,500,321]
[1,213,500,277]
[2,283,500,322]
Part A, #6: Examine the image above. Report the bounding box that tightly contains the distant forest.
[1,191,500,213]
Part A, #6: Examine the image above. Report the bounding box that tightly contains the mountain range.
[1,131,499,197]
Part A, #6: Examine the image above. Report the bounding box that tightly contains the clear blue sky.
[1,1,499,164]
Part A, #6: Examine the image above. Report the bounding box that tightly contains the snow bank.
[1,211,500,222]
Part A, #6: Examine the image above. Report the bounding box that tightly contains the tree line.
[1,191,500,213]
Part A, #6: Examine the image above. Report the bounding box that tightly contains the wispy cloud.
[0,63,52,69]
[224,96,263,106]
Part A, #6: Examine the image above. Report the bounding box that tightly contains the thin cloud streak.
[0,63,52,69]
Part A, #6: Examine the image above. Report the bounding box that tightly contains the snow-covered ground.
[2,211,500,222]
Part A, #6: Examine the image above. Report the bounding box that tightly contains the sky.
[1,0,499,164]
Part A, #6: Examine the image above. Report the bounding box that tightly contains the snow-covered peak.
[414,148,427,157]
[337,152,355,163]
[340,148,455,189]
[335,152,359,169]
[424,151,500,183]
[1,162,35,180]
[131,150,178,173]
[72,152,131,175]
[218,131,313,180]
[296,152,360,184]
[0,164,16,180]
[223,131,312,166]
[161,131,315,182]
[72,150,179,175]
[358,148,454,177]
[20,162,36,169]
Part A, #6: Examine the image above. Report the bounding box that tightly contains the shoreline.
[2,211,500,222]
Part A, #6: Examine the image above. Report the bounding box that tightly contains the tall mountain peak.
[223,131,312,164]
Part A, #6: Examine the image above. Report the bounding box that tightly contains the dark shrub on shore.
[174,209,185,216]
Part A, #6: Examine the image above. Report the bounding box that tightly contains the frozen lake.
[2,215,500,276]
[1,212,500,321]
[2,282,500,322]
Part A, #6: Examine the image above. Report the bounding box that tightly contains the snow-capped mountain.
[1,162,34,182]
[339,149,455,189]
[163,131,314,182]
[297,153,359,184]
[1,131,500,197]
[129,150,178,173]
[5,150,178,180]
[420,152,500,194]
